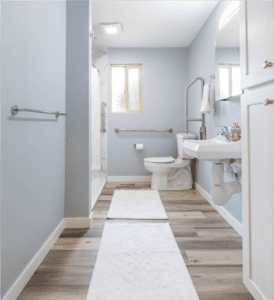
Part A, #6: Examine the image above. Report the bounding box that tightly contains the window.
[111,65,142,113]
[218,64,241,100]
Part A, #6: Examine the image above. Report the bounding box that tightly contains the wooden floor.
[18,182,254,300]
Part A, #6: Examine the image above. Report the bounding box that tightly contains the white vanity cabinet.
[240,1,274,89]
[241,85,274,300]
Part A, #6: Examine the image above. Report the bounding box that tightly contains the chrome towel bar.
[11,105,68,118]
[115,128,173,133]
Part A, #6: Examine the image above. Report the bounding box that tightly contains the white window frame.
[111,64,142,113]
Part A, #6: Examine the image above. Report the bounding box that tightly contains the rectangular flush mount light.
[100,23,123,35]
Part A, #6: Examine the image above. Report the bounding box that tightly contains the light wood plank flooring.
[18,182,254,300]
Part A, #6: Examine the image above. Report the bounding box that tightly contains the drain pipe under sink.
[211,160,242,206]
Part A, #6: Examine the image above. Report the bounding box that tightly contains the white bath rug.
[107,190,168,219]
[86,223,199,300]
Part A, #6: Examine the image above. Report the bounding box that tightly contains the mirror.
[215,4,241,101]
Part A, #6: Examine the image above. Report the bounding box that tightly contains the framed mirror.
[215,2,241,101]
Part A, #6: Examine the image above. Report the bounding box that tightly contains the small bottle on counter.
[230,122,241,142]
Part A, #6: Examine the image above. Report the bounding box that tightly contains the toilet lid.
[144,156,175,163]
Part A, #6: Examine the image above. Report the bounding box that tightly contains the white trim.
[64,217,91,229]
[195,182,243,236]
[91,178,106,210]
[2,219,65,300]
[107,176,152,182]
[89,211,94,220]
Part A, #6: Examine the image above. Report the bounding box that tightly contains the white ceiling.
[215,10,239,47]
[92,1,219,49]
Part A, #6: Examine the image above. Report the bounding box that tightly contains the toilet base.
[151,165,192,191]
[151,173,168,190]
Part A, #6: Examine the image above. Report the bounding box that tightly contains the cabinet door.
[240,1,274,89]
[241,85,274,300]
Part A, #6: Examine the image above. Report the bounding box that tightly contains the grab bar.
[101,102,107,132]
[185,77,206,140]
[115,128,173,133]
[187,118,203,122]
[11,105,67,118]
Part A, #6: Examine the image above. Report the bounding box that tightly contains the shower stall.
[91,61,107,209]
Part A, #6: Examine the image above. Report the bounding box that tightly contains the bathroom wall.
[187,1,242,223]
[65,1,91,218]
[108,48,188,177]
[1,2,66,296]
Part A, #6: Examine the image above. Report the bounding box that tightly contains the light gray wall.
[1,2,66,296]
[108,48,188,176]
[187,1,242,223]
[215,47,240,65]
[65,1,91,217]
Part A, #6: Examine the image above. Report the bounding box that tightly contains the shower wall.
[93,49,108,178]
[92,67,101,178]
[91,66,105,210]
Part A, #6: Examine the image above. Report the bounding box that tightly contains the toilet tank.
[177,133,196,159]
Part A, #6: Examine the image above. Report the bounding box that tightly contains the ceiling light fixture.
[100,23,123,35]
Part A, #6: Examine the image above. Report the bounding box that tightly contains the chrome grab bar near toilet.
[101,102,107,132]
[114,128,173,133]
[11,105,68,118]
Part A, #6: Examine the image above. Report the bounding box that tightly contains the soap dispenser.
[230,122,241,142]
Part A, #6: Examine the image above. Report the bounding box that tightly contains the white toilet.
[144,133,196,190]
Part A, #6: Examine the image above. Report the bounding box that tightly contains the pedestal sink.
[182,135,241,162]
[183,135,242,206]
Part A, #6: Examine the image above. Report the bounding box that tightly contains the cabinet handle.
[263,61,273,69]
[263,98,274,106]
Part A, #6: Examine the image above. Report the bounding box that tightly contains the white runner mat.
[86,222,199,300]
[107,190,168,219]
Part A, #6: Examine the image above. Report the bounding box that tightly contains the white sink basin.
[183,135,241,161]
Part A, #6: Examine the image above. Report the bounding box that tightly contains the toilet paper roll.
[135,144,144,150]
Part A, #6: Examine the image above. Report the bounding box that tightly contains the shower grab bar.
[185,77,206,140]
[11,105,67,118]
[101,102,107,132]
[115,128,173,133]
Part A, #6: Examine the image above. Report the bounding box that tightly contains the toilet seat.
[144,157,190,168]
[144,156,174,163]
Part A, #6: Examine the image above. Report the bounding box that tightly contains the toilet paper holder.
[133,144,144,150]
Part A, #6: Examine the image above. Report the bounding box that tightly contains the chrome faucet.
[217,126,231,141]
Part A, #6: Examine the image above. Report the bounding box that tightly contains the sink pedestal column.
[211,162,242,206]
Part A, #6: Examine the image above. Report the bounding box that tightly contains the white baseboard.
[64,217,91,229]
[107,176,152,182]
[195,182,243,236]
[3,219,65,300]
[3,212,96,300]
